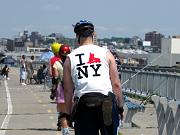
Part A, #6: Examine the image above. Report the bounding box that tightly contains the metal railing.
[120,68,180,101]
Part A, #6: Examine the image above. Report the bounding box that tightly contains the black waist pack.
[79,92,104,107]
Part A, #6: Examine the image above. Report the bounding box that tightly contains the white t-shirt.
[68,44,113,98]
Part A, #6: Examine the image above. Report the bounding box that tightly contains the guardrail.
[120,69,180,100]
[151,95,180,135]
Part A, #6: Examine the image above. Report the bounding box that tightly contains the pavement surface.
[0,67,74,135]
[0,67,159,135]
[120,103,159,135]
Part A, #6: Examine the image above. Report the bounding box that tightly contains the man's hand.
[118,107,124,120]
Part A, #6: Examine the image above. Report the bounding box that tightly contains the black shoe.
[57,126,61,131]
[50,91,56,100]
[50,94,55,100]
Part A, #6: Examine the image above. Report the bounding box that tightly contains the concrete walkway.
[0,67,159,135]
[0,67,74,135]
[121,103,158,135]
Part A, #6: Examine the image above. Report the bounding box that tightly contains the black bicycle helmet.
[74,20,94,37]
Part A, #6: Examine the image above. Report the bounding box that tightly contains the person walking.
[26,55,34,84]
[63,20,124,135]
[53,44,71,134]
[19,55,27,85]
[36,66,44,84]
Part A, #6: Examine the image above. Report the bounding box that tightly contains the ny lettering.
[75,53,102,79]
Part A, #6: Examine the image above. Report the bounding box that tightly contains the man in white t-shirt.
[63,20,124,135]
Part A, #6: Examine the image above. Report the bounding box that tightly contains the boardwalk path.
[0,67,74,135]
[0,67,158,135]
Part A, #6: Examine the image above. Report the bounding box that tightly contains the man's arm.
[107,51,124,117]
[63,56,74,114]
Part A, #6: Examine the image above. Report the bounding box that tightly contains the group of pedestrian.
[19,55,35,85]
[19,55,49,85]
[0,20,124,135]
[48,20,124,135]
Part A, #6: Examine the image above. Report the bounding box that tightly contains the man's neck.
[79,37,93,45]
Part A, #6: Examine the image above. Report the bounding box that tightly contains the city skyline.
[0,0,180,39]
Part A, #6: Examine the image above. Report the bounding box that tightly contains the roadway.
[0,67,158,135]
[0,67,74,135]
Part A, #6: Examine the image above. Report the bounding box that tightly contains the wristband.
[118,107,124,114]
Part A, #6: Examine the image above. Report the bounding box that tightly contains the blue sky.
[0,0,180,39]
